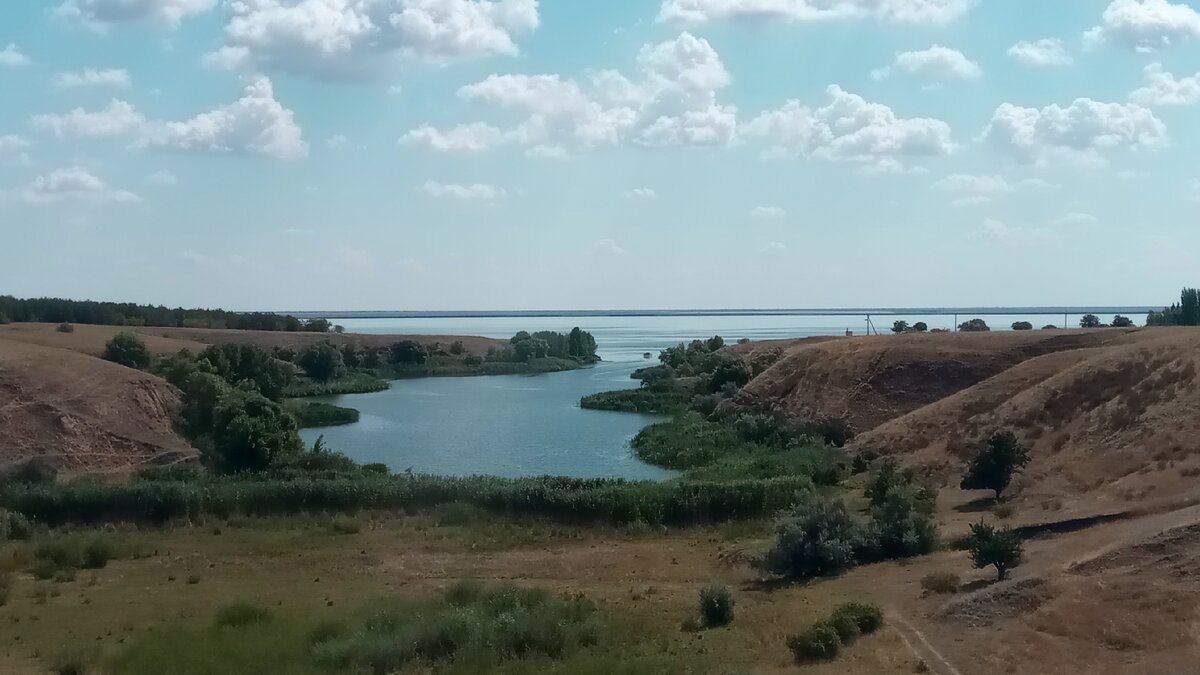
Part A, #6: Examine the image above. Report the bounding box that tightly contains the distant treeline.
[0,295,324,332]
[1147,288,1200,327]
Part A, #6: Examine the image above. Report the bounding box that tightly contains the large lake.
[298,313,1108,479]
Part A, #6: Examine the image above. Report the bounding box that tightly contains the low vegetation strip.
[1,474,814,527]
[579,389,691,415]
[284,401,361,429]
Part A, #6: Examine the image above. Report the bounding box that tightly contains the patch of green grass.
[284,401,360,429]
[284,371,389,398]
[579,389,690,415]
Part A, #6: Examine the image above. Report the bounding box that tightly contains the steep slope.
[0,340,196,474]
[737,329,1137,434]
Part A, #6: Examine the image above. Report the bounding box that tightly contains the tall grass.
[284,372,389,398]
[1,474,813,527]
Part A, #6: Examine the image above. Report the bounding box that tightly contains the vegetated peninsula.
[4,291,1200,674]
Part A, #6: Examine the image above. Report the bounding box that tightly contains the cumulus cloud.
[974,218,1052,246]
[56,0,216,28]
[871,45,981,81]
[400,122,504,152]
[53,68,132,89]
[205,0,539,80]
[31,100,145,138]
[623,187,656,199]
[0,135,32,165]
[1130,63,1200,106]
[743,85,954,170]
[405,32,738,153]
[1084,0,1200,52]
[421,180,506,199]
[750,205,786,218]
[933,174,1012,194]
[0,44,31,67]
[983,98,1167,164]
[5,166,140,205]
[1053,212,1099,226]
[1008,39,1072,67]
[657,0,973,25]
[139,77,308,160]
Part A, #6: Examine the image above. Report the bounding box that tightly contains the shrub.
[1111,315,1135,328]
[958,318,990,332]
[920,571,960,594]
[296,341,347,382]
[215,602,274,628]
[51,646,98,675]
[56,322,75,333]
[36,538,83,569]
[830,602,882,635]
[787,621,841,662]
[760,496,863,580]
[698,584,734,627]
[1080,313,1102,328]
[1011,321,1033,331]
[81,536,114,569]
[102,332,152,369]
[862,482,938,561]
[205,388,302,473]
[0,509,33,541]
[0,570,11,606]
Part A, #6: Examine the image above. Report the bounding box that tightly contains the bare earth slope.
[0,339,195,474]
[0,323,507,357]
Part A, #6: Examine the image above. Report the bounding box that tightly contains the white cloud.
[400,122,504,152]
[57,0,216,28]
[0,135,32,165]
[31,99,145,138]
[421,180,506,200]
[657,0,974,25]
[5,166,140,205]
[409,32,737,153]
[983,98,1167,164]
[146,169,177,185]
[326,134,349,149]
[591,238,629,256]
[0,44,31,67]
[872,45,981,81]
[933,173,1012,194]
[623,187,656,199]
[1130,63,1200,106]
[1053,212,1099,226]
[1007,39,1072,67]
[1084,0,1200,52]
[975,218,1053,246]
[951,196,991,207]
[750,205,786,218]
[52,68,132,89]
[206,0,539,81]
[139,77,308,160]
[743,85,954,170]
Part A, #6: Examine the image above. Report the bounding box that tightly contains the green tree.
[513,337,550,362]
[1079,314,1102,328]
[389,340,427,365]
[1011,321,1033,331]
[891,320,909,334]
[448,340,466,356]
[102,332,152,369]
[1110,315,1134,328]
[296,341,346,382]
[911,322,928,332]
[707,357,752,392]
[178,372,228,437]
[705,335,725,351]
[206,388,302,473]
[960,430,1030,499]
[761,497,863,580]
[966,522,1023,581]
[958,318,990,332]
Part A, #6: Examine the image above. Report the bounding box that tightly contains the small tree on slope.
[960,430,1030,500]
[967,522,1023,581]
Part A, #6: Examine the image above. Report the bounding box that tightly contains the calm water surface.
[299,313,1095,478]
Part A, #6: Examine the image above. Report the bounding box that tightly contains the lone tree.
[966,522,1023,581]
[1111,315,1135,328]
[1079,313,1102,328]
[960,430,1030,500]
[1011,321,1033,331]
[102,332,152,370]
[958,318,990,332]
[891,320,909,334]
[911,322,928,332]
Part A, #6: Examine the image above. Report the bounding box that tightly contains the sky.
[1,0,1199,312]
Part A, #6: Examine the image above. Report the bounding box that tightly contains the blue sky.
[2,0,1199,311]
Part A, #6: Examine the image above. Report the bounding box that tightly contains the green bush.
[284,401,359,429]
[830,603,882,635]
[0,508,33,541]
[3,457,58,485]
[215,603,274,628]
[102,332,152,370]
[56,322,75,333]
[698,584,734,627]
[51,646,99,675]
[760,496,863,580]
[787,621,841,662]
[81,536,114,569]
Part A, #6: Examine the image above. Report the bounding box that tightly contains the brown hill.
[0,322,507,357]
[0,340,195,474]
[736,328,1138,433]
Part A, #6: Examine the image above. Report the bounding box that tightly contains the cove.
[299,359,673,480]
